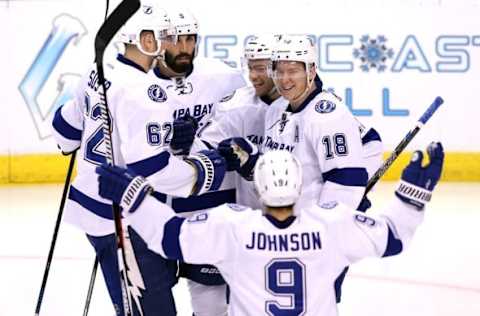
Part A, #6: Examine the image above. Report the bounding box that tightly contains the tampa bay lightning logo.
[148,84,167,102]
[353,35,394,72]
[315,100,336,113]
[142,5,153,14]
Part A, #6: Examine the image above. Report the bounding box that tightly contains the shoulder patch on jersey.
[315,99,336,113]
[320,201,338,209]
[147,84,167,102]
[219,90,236,103]
[227,203,248,212]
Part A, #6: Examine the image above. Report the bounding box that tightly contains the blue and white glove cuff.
[395,180,432,209]
[120,176,152,213]
[185,152,216,195]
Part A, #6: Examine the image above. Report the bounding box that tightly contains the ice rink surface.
[1,182,479,316]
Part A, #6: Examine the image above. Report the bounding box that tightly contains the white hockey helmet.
[254,150,303,207]
[243,35,277,60]
[169,9,199,35]
[271,34,317,66]
[116,3,176,56]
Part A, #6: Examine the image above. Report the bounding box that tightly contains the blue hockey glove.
[184,150,227,195]
[170,114,199,156]
[395,142,444,210]
[218,137,259,181]
[96,164,152,213]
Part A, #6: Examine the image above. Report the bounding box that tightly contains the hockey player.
[50,5,226,316]
[216,34,383,302]
[113,8,246,316]
[219,34,375,211]
[96,143,444,316]
[195,34,280,210]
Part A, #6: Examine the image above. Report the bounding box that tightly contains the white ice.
[1,182,479,316]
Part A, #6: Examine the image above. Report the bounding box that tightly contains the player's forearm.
[380,196,425,249]
[127,195,180,259]
[146,159,197,198]
[51,102,83,154]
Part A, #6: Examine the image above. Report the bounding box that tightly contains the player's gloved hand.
[170,114,199,156]
[96,164,153,213]
[218,137,259,181]
[184,150,226,195]
[395,142,444,210]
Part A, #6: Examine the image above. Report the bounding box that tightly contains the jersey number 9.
[265,258,306,316]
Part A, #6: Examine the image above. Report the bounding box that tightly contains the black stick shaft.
[34,151,76,316]
[82,258,99,316]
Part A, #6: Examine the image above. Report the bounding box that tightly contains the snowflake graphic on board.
[353,35,394,72]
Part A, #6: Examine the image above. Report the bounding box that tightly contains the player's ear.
[140,31,157,54]
[309,63,316,78]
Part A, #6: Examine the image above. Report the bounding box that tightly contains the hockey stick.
[81,1,111,313]
[363,96,444,197]
[82,258,99,316]
[34,151,77,316]
[94,0,140,315]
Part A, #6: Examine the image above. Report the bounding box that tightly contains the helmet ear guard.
[253,151,303,208]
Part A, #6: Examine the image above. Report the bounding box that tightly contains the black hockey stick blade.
[94,0,140,65]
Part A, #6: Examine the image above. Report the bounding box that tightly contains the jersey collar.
[265,214,297,229]
[116,54,147,73]
[260,95,275,105]
[286,75,323,113]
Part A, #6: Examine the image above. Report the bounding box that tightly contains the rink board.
[0,151,479,184]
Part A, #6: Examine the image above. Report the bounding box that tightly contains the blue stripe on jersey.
[52,107,82,141]
[171,189,236,213]
[383,226,404,257]
[127,151,171,177]
[162,217,186,261]
[322,168,368,187]
[68,186,113,220]
[361,128,382,145]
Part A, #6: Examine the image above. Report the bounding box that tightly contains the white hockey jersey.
[263,79,368,211]
[199,86,271,210]
[115,57,246,213]
[51,55,205,236]
[128,195,423,316]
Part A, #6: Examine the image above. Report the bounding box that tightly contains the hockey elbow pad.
[185,150,226,196]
